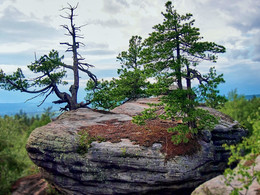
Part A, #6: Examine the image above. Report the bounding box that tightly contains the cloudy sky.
[0,0,259,103]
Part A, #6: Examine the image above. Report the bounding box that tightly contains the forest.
[0,108,53,194]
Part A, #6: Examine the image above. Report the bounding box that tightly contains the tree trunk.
[175,31,183,90]
[70,8,79,109]
[186,64,196,129]
[186,65,191,90]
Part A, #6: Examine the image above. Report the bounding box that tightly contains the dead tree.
[0,3,97,111]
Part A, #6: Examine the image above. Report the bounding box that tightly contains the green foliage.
[85,79,120,110]
[0,109,53,194]
[77,130,106,154]
[0,50,66,92]
[223,125,260,194]
[133,90,218,144]
[196,67,227,108]
[220,89,260,133]
[117,35,142,70]
[132,107,158,126]
[146,75,173,96]
[116,36,148,99]
[116,68,147,99]
[221,90,260,194]
[28,50,67,86]
[0,68,29,91]
[131,1,225,145]
[121,147,127,157]
[77,131,95,154]
[45,184,61,195]
[140,1,225,90]
[85,36,148,110]
[87,1,225,145]
[1,5,98,111]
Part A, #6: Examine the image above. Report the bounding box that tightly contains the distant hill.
[245,94,260,100]
[0,94,259,117]
[0,102,63,116]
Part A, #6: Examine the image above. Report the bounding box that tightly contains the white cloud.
[0,42,33,54]
[0,0,259,102]
[0,64,27,74]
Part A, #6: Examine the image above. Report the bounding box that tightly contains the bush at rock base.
[0,109,53,194]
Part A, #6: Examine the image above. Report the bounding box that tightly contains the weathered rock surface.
[26,98,248,195]
[191,155,260,195]
[11,173,48,195]
[111,97,160,116]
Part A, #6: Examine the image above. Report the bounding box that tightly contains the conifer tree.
[85,35,148,110]
[134,1,226,144]
[116,35,148,99]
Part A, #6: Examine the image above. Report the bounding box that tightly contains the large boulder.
[26,98,247,194]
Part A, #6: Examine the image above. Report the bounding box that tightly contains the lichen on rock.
[26,98,248,194]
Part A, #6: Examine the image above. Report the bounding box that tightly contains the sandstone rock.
[11,173,48,195]
[111,97,160,116]
[26,99,248,195]
[191,155,260,195]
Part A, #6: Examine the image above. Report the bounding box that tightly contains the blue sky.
[0,0,259,103]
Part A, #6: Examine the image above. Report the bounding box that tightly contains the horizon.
[0,93,259,117]
[0,87,260,104]
[0,92,259,104]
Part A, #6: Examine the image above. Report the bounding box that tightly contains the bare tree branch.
[60,42,73,47]
[189,69,209,84]
[60,63,73,70]
[37,88,54,107]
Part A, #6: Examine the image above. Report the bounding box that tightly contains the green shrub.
[220,89,260,134]
[77,130,106,154]
[222,90,260,194]
[0,108,53,194]
[224,121,260,195]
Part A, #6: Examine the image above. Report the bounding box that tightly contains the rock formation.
[191,155,260,195]
[11,173,48,195]
[26,98,247,194]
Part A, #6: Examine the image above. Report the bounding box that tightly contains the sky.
[0,0,259,103]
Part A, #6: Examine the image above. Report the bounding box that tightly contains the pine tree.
[85,36,148,110]
[134,1,226,144]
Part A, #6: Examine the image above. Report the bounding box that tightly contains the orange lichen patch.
[256,188,260,195]
[244,159,255,167]
[79,119,201,159]
[243,154,260,167]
